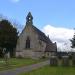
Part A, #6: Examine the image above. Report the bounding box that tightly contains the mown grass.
[20,66,75,75]
[0,58,47,71]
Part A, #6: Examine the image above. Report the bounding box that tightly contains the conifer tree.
[0,19,18,57]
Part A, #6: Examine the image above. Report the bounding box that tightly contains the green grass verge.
[20,66,75,75]
[0,58,47,71]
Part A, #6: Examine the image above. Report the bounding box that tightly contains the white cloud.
[42,25,74,52]
[10,0,20,3]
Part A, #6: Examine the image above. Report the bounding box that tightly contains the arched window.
[26,37,30,49]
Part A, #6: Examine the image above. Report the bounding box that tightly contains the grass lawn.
[20,66,75,75]
[0,58,47,71]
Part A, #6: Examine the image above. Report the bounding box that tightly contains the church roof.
[32,25,52,43]
[45,42,57,52]
[32,25,57,52]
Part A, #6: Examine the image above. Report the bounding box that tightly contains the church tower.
[26,12,33,25]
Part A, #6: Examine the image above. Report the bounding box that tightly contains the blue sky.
[0,0,75,29]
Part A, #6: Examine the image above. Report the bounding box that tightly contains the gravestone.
[3,48,9,66]
[50,56,58,66]
[62,56,69,66]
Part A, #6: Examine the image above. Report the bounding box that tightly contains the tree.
[70,32,75,48]
[0,19,18,57]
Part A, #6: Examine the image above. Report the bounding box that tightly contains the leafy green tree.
[0,19,18,57]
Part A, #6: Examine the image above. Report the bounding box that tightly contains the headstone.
[62,56,69,66]
[3,48,10,66]
[50,56,58,66]
[6,52,10,58]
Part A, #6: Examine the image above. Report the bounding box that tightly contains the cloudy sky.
[42,25,74,51]
[0,0,75,51]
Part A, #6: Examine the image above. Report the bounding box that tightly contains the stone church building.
[16,12,57,59]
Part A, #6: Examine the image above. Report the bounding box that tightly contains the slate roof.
[32,25,52,43]
[32,25,57,52]
[45,42,57,52]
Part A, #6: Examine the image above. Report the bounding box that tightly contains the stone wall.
[16,24,40,52]
[16,51,24,58]
[16,50,45,59]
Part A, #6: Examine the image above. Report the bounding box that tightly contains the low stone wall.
[16,51,24,58]
[16,50,34,58]
[50,55,75,66]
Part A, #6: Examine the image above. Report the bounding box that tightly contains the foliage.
[0,47,3,57]
[70,32,75,48]
[0,19,18,57]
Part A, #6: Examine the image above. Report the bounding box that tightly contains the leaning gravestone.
[62,56,69,66]
[50,56,58,66]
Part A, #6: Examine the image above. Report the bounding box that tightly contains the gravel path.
[0,60,50,75]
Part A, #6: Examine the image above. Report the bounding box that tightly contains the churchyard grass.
[20,65,75,75]
[0,58,47,71]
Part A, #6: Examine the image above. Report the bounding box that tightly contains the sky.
[0,0,75,51]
